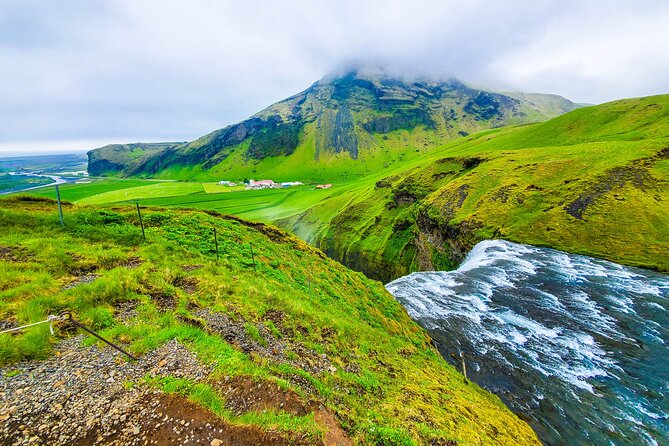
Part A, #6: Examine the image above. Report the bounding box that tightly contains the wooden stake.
[213,226,219,261]
[460,351,468,381]
[55,185,64,227]
[136,202,146,242]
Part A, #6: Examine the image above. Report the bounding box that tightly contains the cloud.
[1,0,668,153]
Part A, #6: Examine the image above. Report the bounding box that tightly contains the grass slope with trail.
[0,196,539,445]
[279,95,669,281]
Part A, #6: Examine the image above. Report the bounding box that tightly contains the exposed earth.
[0,335,350,445]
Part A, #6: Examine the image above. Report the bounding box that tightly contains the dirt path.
[0,336,351,446]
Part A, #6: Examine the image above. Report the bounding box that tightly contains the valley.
[4,72,668,446]
[22,90,669,282]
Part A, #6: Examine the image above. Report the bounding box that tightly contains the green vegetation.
[278,95,669,280]
[41,94,669,282]
[0,196,538,445]
[87,142,183,176]
[0,174,54,193]
[86,72,578,182]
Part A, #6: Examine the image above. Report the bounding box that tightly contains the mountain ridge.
[87,72,579,181]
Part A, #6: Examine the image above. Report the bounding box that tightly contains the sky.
[1,0,669,156]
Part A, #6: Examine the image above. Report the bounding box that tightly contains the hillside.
[278,95,669,281]
[0,196,539,445]
[87,71,578,182]
[88,142,185,176]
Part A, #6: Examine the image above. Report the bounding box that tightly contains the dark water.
[386,240,668,446]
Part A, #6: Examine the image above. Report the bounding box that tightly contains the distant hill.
[87,142,184,176]
[87,71,579,181]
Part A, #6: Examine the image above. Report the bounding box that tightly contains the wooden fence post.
[136,202,146,242]
[55,184,64,227]
[213,226,219,261]
[460,352,468,381]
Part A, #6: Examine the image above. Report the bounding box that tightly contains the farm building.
[247,179,277,189]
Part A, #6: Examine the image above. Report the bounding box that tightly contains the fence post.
[250,243,256,271]
[55,184,64,227]
[136,202,146,242]
[213,226,219,261]
[460,352,468,381]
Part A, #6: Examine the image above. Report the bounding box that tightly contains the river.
[386,240,668,445]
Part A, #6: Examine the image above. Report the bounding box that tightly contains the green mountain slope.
[87,142,185,176]
[0,196,539,445]
[88,71,578,182]
[277,95,669,281]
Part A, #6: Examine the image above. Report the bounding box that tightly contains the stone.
[211,439,223,446]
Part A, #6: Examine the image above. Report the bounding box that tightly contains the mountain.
[87,71,579,181]
[0,196,540,445]
[87,142,184,176]
[278,94,669,281]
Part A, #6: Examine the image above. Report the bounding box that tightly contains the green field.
[26,179,347,221]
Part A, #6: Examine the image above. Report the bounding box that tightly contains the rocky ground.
[0,335,346,445]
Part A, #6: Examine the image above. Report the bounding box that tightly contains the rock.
[211,439,223,446]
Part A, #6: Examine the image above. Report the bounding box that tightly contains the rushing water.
[386,240,668,446]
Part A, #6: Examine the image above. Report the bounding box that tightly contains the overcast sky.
[1,0,669,155]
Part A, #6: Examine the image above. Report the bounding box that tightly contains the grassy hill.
[87,142,185,176]
[0,196,539,445]
[276,94,669,281]
[87,71,578,183]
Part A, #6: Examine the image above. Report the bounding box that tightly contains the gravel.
[0,336,212,445]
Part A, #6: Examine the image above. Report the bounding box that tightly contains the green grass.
[0,196,539,445]
[79,181,204,204]
[16,95,669,282]
[277,95,669,280]
[25,178,153,202]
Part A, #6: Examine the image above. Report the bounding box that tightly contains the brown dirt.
[76,393,318,446]
[182,264,203,272]
[211,376,352,446]
[312,406,352,446]
[145,286,176,310]
[213,375,308,416]
[121,257,143,269]
[263,309,286,327]
[0,245,31,262]
[173,276,198,294]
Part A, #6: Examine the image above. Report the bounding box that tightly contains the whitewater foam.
[386,240,669,446]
